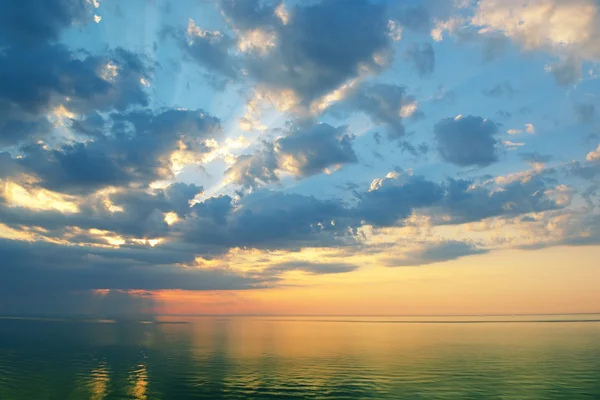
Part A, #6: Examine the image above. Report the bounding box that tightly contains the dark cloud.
[355,171,443,227]
[404,43,435,77]
[0,182,202,239]
[0,45,150,146]
[392,4,431,33]
[226,122,357,188]
[267,261,359,275]
[225,144,281,189]
[275,123,357,176]
[12,108,221,193]
[347,83,421,141]
[0,238,272,315]
[439,175,560,224]
[435,115,499,167]
[166,22,239,79]
[0,0,95,46]
[384,240,489,267]
[217,0,393,106]
[180,190,354,251]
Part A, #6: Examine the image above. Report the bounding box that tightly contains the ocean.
[1,315,599,399]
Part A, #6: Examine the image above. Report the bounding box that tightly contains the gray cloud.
[575,103,596,123]
[482,81,515,98]
[226,122,357,188]
[346,83,422,141]
[384,240,489,267]
[11,108,221,193]
[275,123,357,176]
[404,43,435,77]
[355,171,443,227]
[166,23,239,79]
[435,115,499,167]
[216,0,393,106]
[0,45,150,146]
[439,175,560,224]
[267,261,359,275]
[0,0,95,47]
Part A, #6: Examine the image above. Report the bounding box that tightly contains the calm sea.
[1,315,599,399]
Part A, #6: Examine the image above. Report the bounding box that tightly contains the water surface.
[1,315,599,399]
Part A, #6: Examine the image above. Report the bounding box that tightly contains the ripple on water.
[0,317,600,399]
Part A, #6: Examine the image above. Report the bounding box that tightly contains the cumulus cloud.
[8,109,221,194]
[0,0,97,46]
[438,174,561,224]
[170,19,239,79]
[216,0,394,110]
[472,0,600,86]
[570,144,600,179]
[344,83,422,141]
[226,122,357,188]
[356,170,443,227]
[434,115,500,167]
[0,45,150,146]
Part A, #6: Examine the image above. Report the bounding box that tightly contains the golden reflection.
[128,362,148,400]
[89,361,110,400]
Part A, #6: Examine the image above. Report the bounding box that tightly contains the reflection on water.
[0,316,600,399]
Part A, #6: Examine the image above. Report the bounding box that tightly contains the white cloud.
[586,144,600,163]
[472,0,600,84]
[399,101,419,118]
[525,123,535,134]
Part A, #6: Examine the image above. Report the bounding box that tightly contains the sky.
[0,0,599,317]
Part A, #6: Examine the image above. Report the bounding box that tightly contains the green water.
[1,315,599,399]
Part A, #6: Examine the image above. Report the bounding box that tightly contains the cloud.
[525,123,535,134]
[170,19,239,79]
[355,170,444,227]
[0,237,272,315]
[267,261,359,275]
[439,174,561,224]
[384,240,488,266]
[217,0,394,108]
[0,0,97,47]
[472,0,600,86]
[519,152,553,165]
[570,144,600,179]
[225,144,281,189]
[11,109,221,193]
[179,190,354,251]
[575,103,596,123]
[482,81,515,98]
[434,115,500,167]
[275,123,358,177]
[344,83,422,141]
[404,43,435,77]
[226,122,357,188]
[0,182,203,239]
[0,45,150,146]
